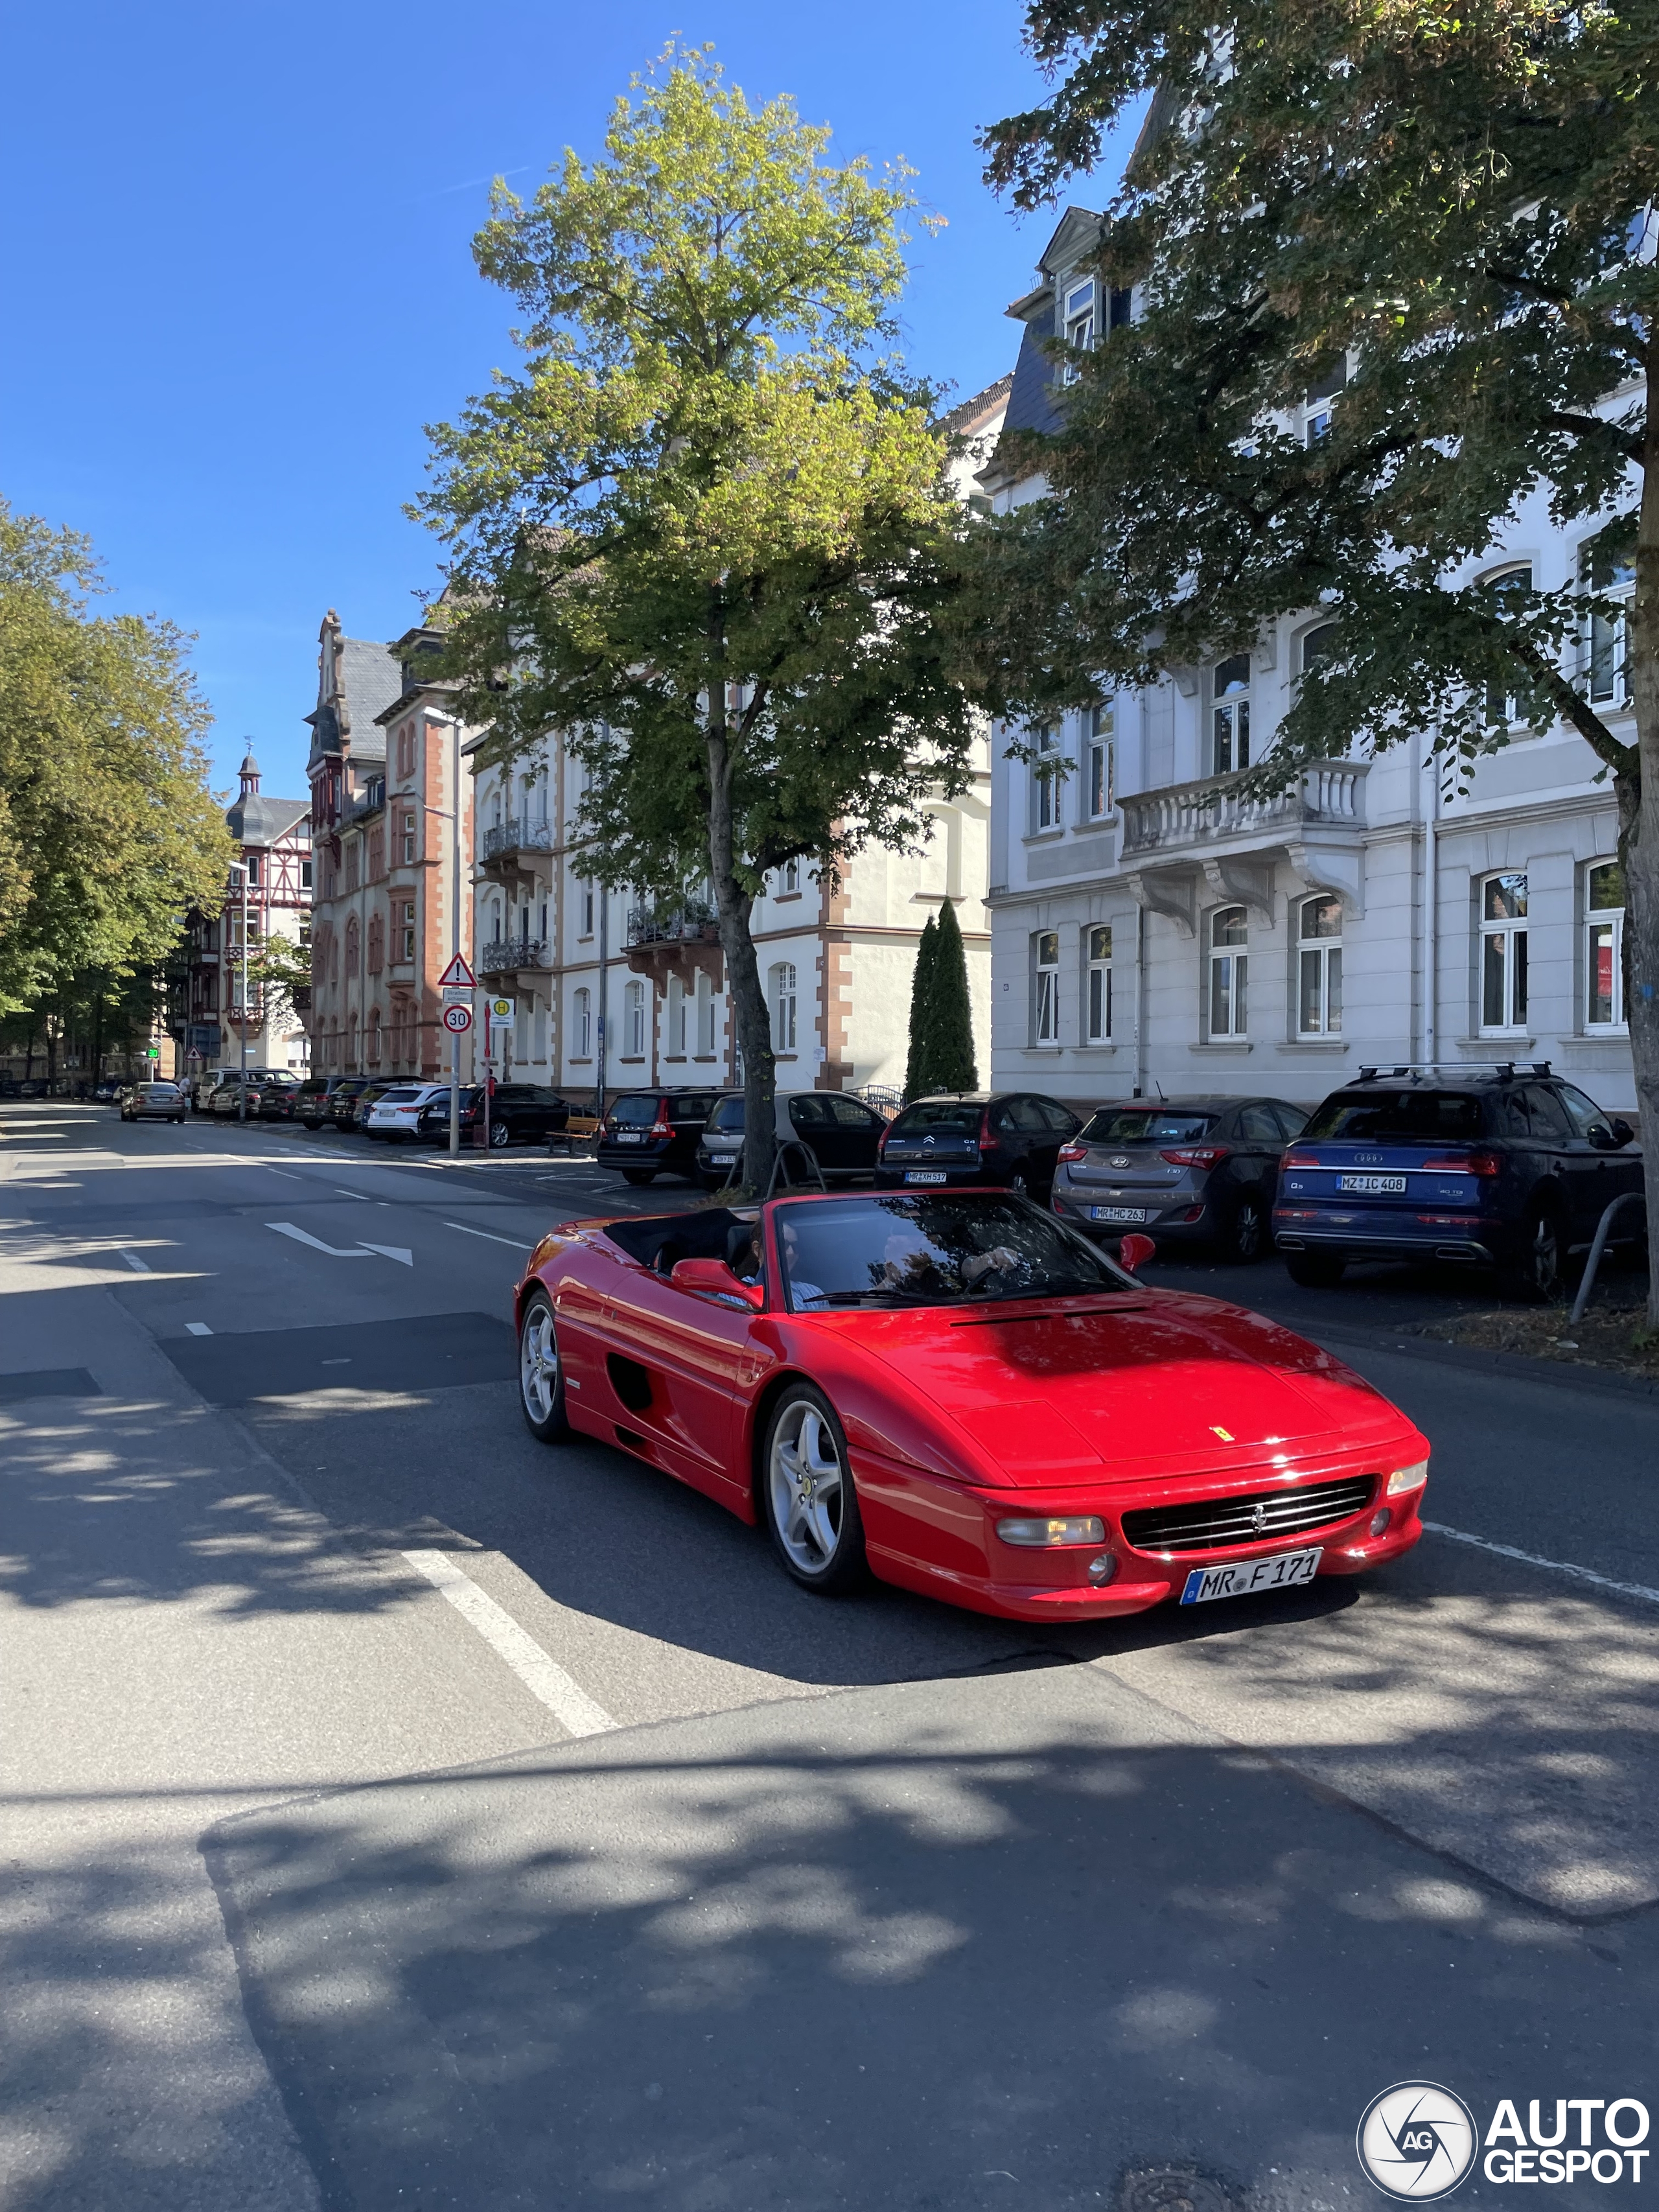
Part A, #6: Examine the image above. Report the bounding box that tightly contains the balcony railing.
[1120,762,1367,858]
[481,818,555,864]
[625,902,719,948]
[479,937,553,974]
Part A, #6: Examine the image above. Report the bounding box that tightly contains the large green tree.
[0,502,232,1030]
[977,0,1659,1311]
[420,47,980,1189]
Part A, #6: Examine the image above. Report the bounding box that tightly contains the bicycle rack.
[764,1139,828,1200]
[1568,1189,1649,1327]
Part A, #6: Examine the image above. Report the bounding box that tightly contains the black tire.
[622,1168,657,1186]
[489,1119,511,1149]
[1286,1251,1346,1288]
[1503,1203,1565,1303]
[760,1383,868,1594]
[1220,1194,1267,1264]
[301,1119,322,1130]
[518,1291,573,1443]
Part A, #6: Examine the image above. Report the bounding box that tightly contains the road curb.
[1300,1315,1659,1404]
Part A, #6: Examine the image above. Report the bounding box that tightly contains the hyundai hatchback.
[1052,1095,1306,1263]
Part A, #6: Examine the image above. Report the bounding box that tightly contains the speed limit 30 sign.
[442,1002,472,1034]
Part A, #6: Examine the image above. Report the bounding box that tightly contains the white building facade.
[982,212,1636,1119]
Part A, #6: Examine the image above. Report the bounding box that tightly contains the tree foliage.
[0,501,232,1025]
[419,47,980,1187]
[905,912,940,1099]
[929,898,979,1093]
[977,0,1659,1310]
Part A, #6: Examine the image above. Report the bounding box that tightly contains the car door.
[1235,1102,1285,1204]
[1555,1080,1643,1233]
[597,1257,759,1507]
[785,1093,837,1176]
[1013,1096,1068,1192]
[1516,1083,1594,1238]
[825,1093,885,1178]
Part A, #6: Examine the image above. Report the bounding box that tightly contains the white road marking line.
[1425,1520,1659,1608]
[443,1220,535,1250]
[334,1187,371,1200]
[266,1221,373,1259]
[401,1550,614,1737]
[119,1250,152,1272]
[360,1242,413,1266]
[185,1322,213,1337]
[267,1168,303,1180]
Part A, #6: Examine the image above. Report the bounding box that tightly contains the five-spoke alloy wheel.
[518,1290,572,1442]
[762,1384,866,1593]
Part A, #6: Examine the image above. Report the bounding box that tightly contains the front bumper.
[853,1454,1426,1623]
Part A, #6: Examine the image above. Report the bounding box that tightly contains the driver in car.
[778,1220,829,1310]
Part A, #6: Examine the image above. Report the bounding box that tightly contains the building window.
[301,858,313,890]
[1030,728,1062,833]
[580,880,595,937]
[1581,537,1634,707]
[1300,623,1338,676]
[367,914,384,974]
[399,900,416,962]
[1479,871,1529,1030]
[696,971,715,1056]
[1034,931,1060,1044]
[1212,656,1251,774]
[573,988,592,1059]
[666,974,687,1055]
[1304,356,1347,444]
[1062,279,1095,380]
[367,1010,382,1065]
[1483,565,1533,728]
[624,979,646,1058]
[782,857,800,895]
[1297,895,1343,1035]
[1585,861,1625,1029]
[770,962,797,1053]
[1208,906,1248,1038]
[1085,706,1115,819]
[344,915,360,972]
[401,811,417,864]
[1085,926,1113,1042]
[245,852,262,887]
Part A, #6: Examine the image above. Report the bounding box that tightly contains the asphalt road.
[3,1102,1656,2212]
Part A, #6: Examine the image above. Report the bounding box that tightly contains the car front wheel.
[761,1385,867,1594]
[518,1292,572,1442]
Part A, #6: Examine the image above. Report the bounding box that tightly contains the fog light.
[996,1515,1107,1548]
[1369,1509,1391,1537]
[1387,1461,1428,1496]
[1087,1552,1117,1585]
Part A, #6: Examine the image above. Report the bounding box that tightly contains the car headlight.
[995,1516,1107,1548]
[1386,1461,1428,1496]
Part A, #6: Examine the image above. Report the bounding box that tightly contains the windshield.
[610,1095,659,1126]
[706,1097,745,1132]
[376,1088,424,1103]
[890,1101,983,1135]
[772,1194,1132,1312]
[1080,1109,1216,1145]
[1302,1089,1489,1143]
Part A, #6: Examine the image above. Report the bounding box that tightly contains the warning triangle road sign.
[437,953,476,988]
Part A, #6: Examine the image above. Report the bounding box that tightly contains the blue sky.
[3,3,1128,804]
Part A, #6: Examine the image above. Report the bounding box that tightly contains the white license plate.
[905,1169,948,1184]
[1339,1173,1407,1194]
[710,1151,737,1163]
[1181,1546,1323,1604]
[614,1132,643,1143]
[1091,1205,1148,1224]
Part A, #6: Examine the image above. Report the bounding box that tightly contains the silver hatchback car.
[1051,1095,1307,1264]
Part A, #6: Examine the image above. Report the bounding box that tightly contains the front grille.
[1121,1475,1375,1555]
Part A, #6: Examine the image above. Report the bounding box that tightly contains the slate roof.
[1001,321,1066,441]
[227,793,309,847]
[934,373,1014,439]
[305,620,404,774]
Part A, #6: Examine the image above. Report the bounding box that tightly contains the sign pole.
[481,1001,492,1152]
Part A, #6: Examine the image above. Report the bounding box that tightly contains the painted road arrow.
[266,1223,412,1264]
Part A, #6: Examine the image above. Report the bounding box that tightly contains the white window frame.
[1483,564,1533,730]
[579,880,595,937]
[695,971,715,1056]
[1211,656,1251,775]
[770,962,798,1053]
[623,979,646,1059]
[666,973,687,1056]
[1207,906,1249,1038]
[1581,538,1634,709]
[781,858,801,895]
[1062,279,1095,380]
[1584,861,1626,1031]
[401,810,417,865]
[1034,931,1061,1045]
[1478,870,1529,1033]
[1304,356,1347,445]
[1085,926,1113,1042]
[1295,894,1343,1037]
[572,988,591,1060]
[1030,728,1062,833]
[1085,706,1115,819]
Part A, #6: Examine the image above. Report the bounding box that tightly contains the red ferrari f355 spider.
[514,1189,1429,1621]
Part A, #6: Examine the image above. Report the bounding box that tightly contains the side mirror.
[1608,1117,1635,1148]
[669,1257,765,1309]
[1117,1233,1157,1275]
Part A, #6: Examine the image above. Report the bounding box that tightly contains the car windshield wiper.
[819,1288,944,1308]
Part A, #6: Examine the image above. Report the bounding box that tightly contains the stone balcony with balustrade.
[478,937,553,983]
[1119,760,1369,934]
[479,818,555,885]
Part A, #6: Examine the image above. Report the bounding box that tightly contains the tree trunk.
[704,721,778,1196]
[1624,401,1659,1329]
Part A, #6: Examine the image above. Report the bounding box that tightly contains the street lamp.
[228,861,250,1123]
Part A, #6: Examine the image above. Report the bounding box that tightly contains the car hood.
[826,1290,1408,1487]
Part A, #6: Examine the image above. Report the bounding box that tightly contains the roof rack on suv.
[1354,1062,1552,1082]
